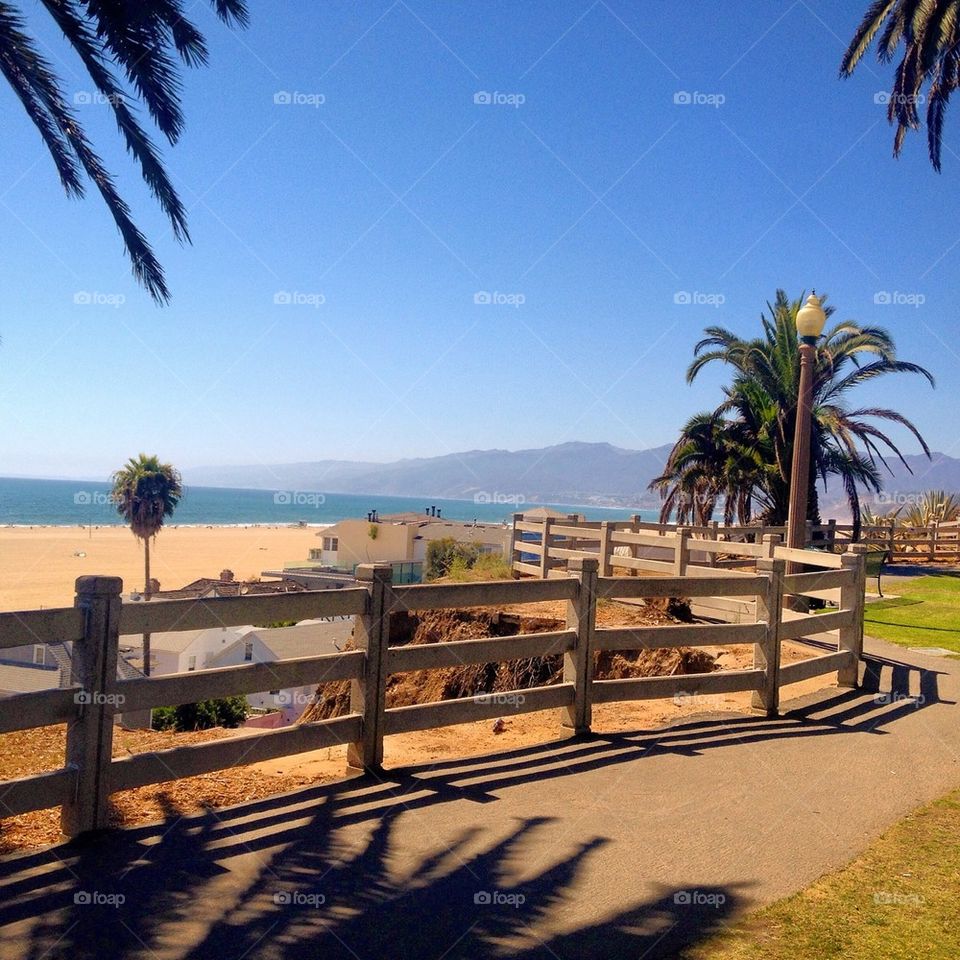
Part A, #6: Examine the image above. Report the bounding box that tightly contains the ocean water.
[0,477,652,527]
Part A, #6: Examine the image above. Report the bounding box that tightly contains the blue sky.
[1,0,957,480]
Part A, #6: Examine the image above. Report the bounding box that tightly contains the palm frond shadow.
[1,652,947,959]
[7,801,745,960]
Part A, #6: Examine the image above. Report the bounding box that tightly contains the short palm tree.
[0,1,248,301]
[112,454,182,675]
[841,0,960,170]
[901,489,960,525]
[653,291,934,536]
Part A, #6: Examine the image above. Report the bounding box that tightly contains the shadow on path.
[0,650,951,960]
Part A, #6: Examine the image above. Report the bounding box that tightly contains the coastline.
[0,526,323,612]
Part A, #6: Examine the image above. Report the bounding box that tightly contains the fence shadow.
[0,649,949,960]
[2,800,747,960]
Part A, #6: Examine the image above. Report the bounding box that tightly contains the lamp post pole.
[785,293,826,580]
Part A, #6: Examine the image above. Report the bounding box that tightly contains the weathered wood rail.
[0,544,865,840]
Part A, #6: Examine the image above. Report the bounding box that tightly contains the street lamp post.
[785,293,827,575]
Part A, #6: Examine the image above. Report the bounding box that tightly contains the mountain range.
[186,442,960,513]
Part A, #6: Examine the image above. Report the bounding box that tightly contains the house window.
[323,537,339,551]
[244,640,254,661]
[187,655,197,672]
[33,645,45,665]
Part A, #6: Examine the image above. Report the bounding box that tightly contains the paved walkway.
[1,636,958,960]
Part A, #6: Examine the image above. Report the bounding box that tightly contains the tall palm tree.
[0,1,249,301]
[841,0,960,170]
[653,291,934,536]
[112,454,182,675]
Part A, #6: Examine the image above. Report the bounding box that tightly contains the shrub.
[152,696,248,731]
[425,538,480,580]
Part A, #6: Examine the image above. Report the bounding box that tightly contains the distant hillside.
[186,442,960,512]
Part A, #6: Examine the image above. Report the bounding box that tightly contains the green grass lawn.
[687,790,960,960]
[862,572,960,654]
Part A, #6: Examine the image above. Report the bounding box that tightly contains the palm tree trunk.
[143,537,151,677]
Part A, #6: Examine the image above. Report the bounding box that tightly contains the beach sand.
[0,526,318,611]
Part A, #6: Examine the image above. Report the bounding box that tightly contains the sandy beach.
[0,526,318,611]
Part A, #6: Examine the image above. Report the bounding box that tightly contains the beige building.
[309,510,512,572]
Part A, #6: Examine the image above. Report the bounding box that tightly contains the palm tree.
[0,1,249,301]
[841,1,960,170]
[900,489,960,525]
[653,291,934,536]
[112,454,182,675]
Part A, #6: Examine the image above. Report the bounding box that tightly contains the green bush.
[425,537,480,580]
[152,696,248,731]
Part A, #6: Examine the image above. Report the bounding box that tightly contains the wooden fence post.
[837,545,867,688]
[929,521,939,562]
[673,527,690,576]
[761,532,781,560]
[62,575,123,837]
[597,521,612,578]
[540,518,554,578]
[562,557,598,735]
[347,564,393,771]
[752,558,784,716]
[510,512,522,578]
[887,520,896,558]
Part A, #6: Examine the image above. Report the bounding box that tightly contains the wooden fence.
[511,514,960,572]
[518,514,958,562]
[0,548,864,840]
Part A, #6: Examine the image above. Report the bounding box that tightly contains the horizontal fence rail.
[0,541,866,840]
